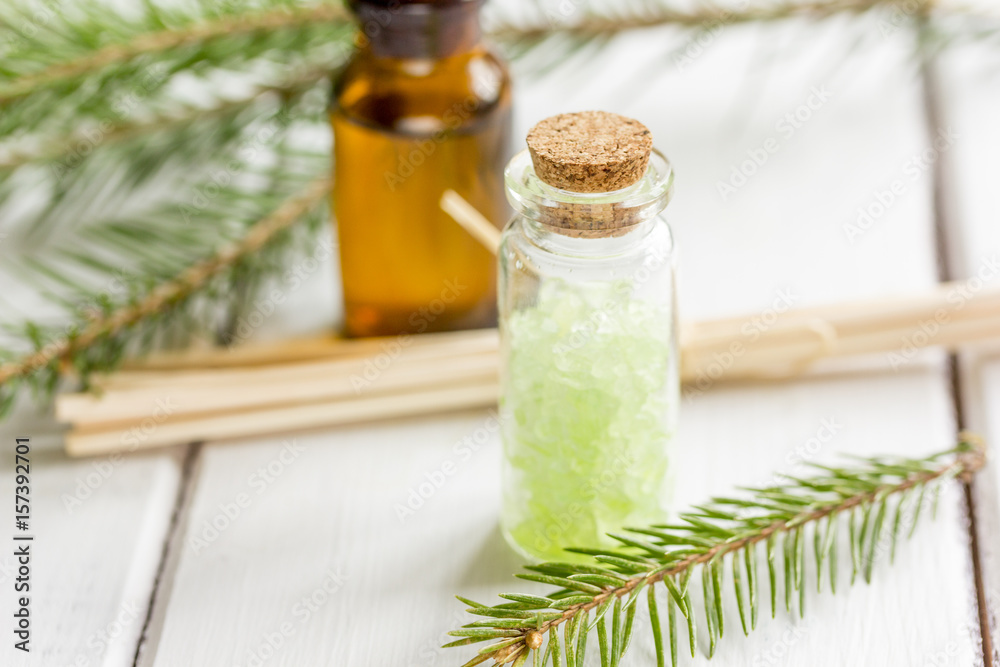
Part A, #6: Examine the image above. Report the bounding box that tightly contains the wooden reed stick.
[440,189,502,255]
[59,350,498,425]
[122,327,498,371]
[65,378,499,457]
[683,287,1000,359]
[92,329,498,392]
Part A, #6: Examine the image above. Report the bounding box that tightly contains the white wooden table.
[2,12,1000,667]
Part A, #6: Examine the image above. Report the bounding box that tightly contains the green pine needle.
[448,437,986,666]
[0,157,330,413]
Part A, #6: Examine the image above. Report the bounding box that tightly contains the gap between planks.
[920,35,997,667]
[131,443,204,667]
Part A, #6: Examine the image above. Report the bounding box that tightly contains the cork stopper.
[526,111,653,193]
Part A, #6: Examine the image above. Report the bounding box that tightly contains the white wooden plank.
[0,397,182,667]
[146,414,519,667]
[144,14,980,667]
[145,372,976,666]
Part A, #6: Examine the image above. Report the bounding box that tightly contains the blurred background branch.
[0,0,997,418]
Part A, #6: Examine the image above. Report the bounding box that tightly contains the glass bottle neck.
[503,149,675,252]
[521,216,661,258]
[352,1,483,59]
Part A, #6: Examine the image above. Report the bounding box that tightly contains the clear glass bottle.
[331,0,512,338]
[498,120,678,562]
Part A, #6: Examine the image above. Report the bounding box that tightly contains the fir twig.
[448,435,986,666]
[489,0,934,42]
[0,64,330,173]
[0,173,329,388]
[0,0,353,145]
[0,2,349,103]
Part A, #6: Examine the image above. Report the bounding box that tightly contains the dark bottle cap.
[350,0,483,58]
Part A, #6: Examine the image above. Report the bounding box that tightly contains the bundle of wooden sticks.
[58,279,1000,457]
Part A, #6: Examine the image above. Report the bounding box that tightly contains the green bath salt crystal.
[500,279,675,562]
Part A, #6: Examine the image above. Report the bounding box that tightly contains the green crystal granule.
[501,278,674,562]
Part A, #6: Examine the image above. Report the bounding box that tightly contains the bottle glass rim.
[503,148,674,231]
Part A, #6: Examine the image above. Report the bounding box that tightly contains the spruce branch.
[448,436,986,667]
[0,1,349,102]
[0,64,331,173]
[0,73,332,414]
[488,0,933,43]
[0,0,990,147]
[0,0,353,144]
[0,172,329,401]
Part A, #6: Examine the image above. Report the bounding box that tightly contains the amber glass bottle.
[331,0,512,337]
